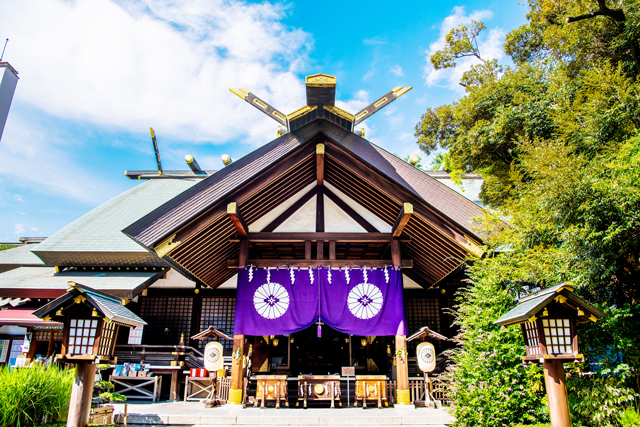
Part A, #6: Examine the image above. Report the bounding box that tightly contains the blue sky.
[0,0,528,241]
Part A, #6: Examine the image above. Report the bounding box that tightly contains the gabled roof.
[122,119,485,289]
[495,282,605,326]
[34,179,200,267]
[0,243,44,274]
[125,120,484,248]
[33,282,146,328]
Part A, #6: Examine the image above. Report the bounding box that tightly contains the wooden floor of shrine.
[111,402,454,427]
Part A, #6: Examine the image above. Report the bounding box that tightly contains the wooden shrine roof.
[123,119,486,289]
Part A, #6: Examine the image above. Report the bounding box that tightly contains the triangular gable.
[123,120,485,289]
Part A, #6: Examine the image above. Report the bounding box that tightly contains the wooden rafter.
[316,143,325,185]
[227,202,248,238]
[392,203,413,237]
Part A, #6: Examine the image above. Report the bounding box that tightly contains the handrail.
[115,344,204,358]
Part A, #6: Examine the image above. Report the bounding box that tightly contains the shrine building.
[0,74,485,406]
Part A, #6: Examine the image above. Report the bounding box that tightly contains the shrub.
[618,408,640,427]
[0,364,74,427]
[94,380,114,391]
[98,392,126,403]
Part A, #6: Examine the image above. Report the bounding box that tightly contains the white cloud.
[13,224,24,235]
[12,223,43,236]
[335,90,374,137]
[423,6,505,92]
[0,114,122,204]
[389,65,404,77]
[363,37,385,45]
[0,0,311,144]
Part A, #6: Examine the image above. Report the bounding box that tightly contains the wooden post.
[229,334,245,405]
[390,240,401,270]
[316,143,325,186]
[67,362,96,427]
[395,335,410,406]
[239,239,249,268]
[170,369,179,401]
[544,360,571,427]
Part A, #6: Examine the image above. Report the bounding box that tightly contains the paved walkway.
[111,402,454,427]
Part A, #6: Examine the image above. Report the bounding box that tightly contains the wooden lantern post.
[33,282,147,427]
[495,282,605,427]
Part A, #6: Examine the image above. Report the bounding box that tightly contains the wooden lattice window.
[68,319,98,355]
[140,297,193,345]
[542,318,573,355]
[98,321,117,356]
[405,297,441,334]
[200,297,236,354]
[523,321,541,356]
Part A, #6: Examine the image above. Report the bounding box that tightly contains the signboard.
[341,366,355,377]
[0,340,9,363]
[128,326,144,345]
[9,339,23,366]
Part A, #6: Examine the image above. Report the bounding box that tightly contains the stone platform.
[111,402,454,427]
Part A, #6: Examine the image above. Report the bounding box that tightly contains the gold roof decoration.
[305,73,336,87]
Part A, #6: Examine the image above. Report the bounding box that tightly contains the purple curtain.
[233,267,407,336]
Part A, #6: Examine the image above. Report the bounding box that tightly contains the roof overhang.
[0,267,166,300]
[0,308,63,328]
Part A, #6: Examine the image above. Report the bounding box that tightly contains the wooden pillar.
[170,369,179,401]
[395,335,410,406]
[390,240,401,271]
[229,334,245,405]
[239,239,249,268]
[544,360,571,427]
[67,362,96,427]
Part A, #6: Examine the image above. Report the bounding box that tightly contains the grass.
[0,364,74,427]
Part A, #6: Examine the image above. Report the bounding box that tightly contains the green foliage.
[567,372,638,426]
[447,269,549,426]
[94,380,114,391]
[618,408,640,427]
[416,1,640,425]
[98,392,126,403]
[0,364,74,427]
[0,245,16,252]
[430,20,488,70]
[95,364,111,371]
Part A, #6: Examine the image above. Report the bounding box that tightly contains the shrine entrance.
[290,326,349,375]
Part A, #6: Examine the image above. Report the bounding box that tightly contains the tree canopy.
[416,1,640,425]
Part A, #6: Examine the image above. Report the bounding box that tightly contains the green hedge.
[0,364,74,427]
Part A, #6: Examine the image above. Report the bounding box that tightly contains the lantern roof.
[407,326,449,342]
[33,282,147,329]
[191,326,233,341]
[495,282,605,327]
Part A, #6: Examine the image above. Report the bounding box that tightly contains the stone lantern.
[495,282,604,427]
[33,282,146,427]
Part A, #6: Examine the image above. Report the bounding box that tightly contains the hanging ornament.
[267,268,271,283]
[327,268,332,285]
[309,267,314,284]
[363,267,368,284]
[384,266,389,284]
[248,265,254,282]
[345,267,350,284]
[290,267,295,285]
[316,319,324,338]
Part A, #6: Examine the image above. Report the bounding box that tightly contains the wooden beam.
[316,143,325,185]
[227,202,248,238]
[230,232,410,243]
[329,240,336,260]
[228,259,413,268]
[323,187,378,232]
[316,190,324,232]
[317,240,324,260]
[391,239,401,270]
[239,239,249,268]
[392,203,413,237]
[305,240,312,260]
[262,187,318,232]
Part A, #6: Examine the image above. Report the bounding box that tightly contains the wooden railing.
[409,375,451,406]
[217,377,232,404]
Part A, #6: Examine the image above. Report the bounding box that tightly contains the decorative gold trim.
[43,315,51,322]
[286,105,316,121]
[458,235,485,258]
[141,289,148,297]
[403,203,413,214]
[323,105,354,121]
[374,97,388,108]
[392,86,413,97]
[229,88,249,99]
[589,314,598,322]
[316,143,325,155]
[305,73,336,87]
[529,315,537,322]
[554,295,568,304]
[121,298,130,306]
[227,202,238,215]
[155,233,181,258]
[73,295,86,304]
[355,110,368,121]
